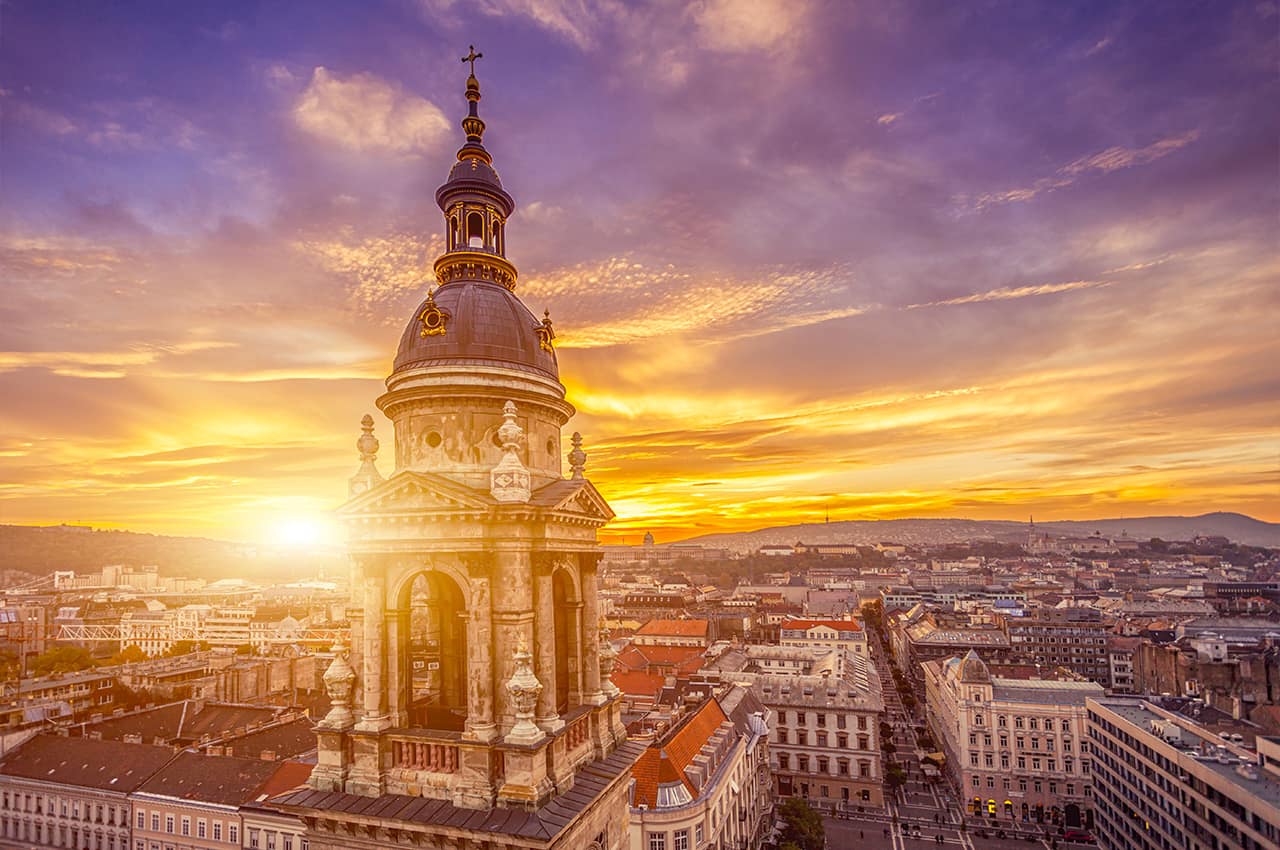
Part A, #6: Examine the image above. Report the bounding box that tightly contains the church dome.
[392,280,558,380]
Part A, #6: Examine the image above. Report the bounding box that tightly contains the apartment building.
[628,685,772,850]
[0,734,175,850]
[131,751,279,850]
[924,651,1104,827]
[743,652,884,807]
[778,618,867,656]
[1087,697,1280,850]
[1002,608,1112,685]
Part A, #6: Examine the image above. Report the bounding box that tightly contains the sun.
[271,516,334,547]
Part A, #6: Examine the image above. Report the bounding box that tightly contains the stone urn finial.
[319,642,357,729]
[490,400,532,503]
[504,640,546,744]
[599,622,620,699]
[568,431,586,480]
[349,414,383,497]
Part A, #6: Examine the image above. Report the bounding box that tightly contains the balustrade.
[391,739,460,773]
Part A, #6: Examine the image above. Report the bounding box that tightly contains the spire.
[434,45,517,289]
[349,414,383,497]
[457,45,490,165]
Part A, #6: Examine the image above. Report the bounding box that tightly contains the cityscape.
[2,4,1278,850]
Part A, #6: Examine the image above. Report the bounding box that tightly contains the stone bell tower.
[273,50,637,850]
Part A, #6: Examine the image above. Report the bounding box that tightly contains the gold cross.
[461,45,483,75]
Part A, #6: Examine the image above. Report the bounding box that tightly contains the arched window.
[449,215,459,250]
[466,212,485,248]
[492,219,503,254]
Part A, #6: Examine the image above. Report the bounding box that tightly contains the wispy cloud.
[905,280,1111,309]
[293,67,451,155]
[972,131,1200,209]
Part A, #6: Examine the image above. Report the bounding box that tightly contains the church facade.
[273,54,638,850]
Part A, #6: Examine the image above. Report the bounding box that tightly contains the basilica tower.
[274,52,637,850]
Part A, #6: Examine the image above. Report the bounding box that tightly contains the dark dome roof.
[447,156,503,188]
[392,281,558,379]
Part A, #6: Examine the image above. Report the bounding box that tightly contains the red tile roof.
[636,619,708,637]
[610,670,664,699]
[617,644,706,671]
[631,698,728,809]
[257,761,315,799]
[781,618,862,632]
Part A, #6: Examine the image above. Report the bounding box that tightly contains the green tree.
[885,765,908,789]
[29,646,96,676]
[777,797,825,850]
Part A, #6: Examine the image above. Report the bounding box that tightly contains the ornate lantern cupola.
[434,46,518,291]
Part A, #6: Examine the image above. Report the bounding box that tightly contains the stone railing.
[391,737,460,773]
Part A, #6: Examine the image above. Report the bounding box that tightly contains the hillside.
[0,524,344,582]
[674,512,1280,553]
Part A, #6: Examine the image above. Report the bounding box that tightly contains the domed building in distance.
[273,51,639,850]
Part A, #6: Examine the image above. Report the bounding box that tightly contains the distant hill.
[0,524,344,582]
[674,512,1280,553]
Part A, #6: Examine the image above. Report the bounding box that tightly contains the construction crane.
[55,624,349,647]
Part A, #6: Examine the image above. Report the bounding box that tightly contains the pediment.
[337,470,493,516]
[531,478,616,522]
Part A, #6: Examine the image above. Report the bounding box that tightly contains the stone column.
[384,606,410,728]
[491,545,535,737]
[463,553,497,743]
[581,554,604,705]
[567,599,584,706]
[533,553,563,733]
[355,568,390,732]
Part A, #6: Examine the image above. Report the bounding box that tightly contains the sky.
[1,0,1277,546]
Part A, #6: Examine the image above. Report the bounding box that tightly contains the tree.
[107,645,148,666]
[29,646,96,676]
[885,765,908,789]
[777,797,825,850]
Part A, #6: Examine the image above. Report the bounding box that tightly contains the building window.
[1019,779,1027,792]
[857,715,867,730]
[817,757,829,774]
[970,753,979,767]
[229,825,239,844]
[986,776,994,789]
[1000,755,1009,769]
[165,815,174,834]
[213,823,222,841]
[1017,757,1026,769]
[673,832,689,850]
[997,715,1007,727]
[197,820,206,839]
[250,829,262,849]
[837,733,848,748]
[1061,719,1070,732]
[817,714,826,728]
[969,734,977,746]
[838,759,849,776]
[858,735,869,750]
[267,833,277,850]
[695,825,703,848]
[778,754,790,770]
[648,833,666,850]
[137,812,145,830]
[283,838,293,850]
[975,714,984,726]
[859,760,871,778]
[816,732,828,747]
[1066,783,1074,796]
[181,817,190,837]
[151,814,159,832]
[797,755,809,772]
[1015,717,1024,729]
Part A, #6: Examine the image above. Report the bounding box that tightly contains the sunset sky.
[1,1,1277,546]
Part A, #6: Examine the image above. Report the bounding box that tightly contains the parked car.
[1063,829,1095,843]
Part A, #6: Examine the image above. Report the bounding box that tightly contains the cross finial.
[462,45,483,75]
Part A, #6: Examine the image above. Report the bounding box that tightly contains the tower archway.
[552,566,582,714]
[397,569,469,732]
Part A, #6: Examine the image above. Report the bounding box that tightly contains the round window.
[425,431,442,448]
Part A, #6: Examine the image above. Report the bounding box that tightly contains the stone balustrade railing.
[391,737,460,773]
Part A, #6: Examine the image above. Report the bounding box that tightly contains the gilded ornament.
[418,289,447,337]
